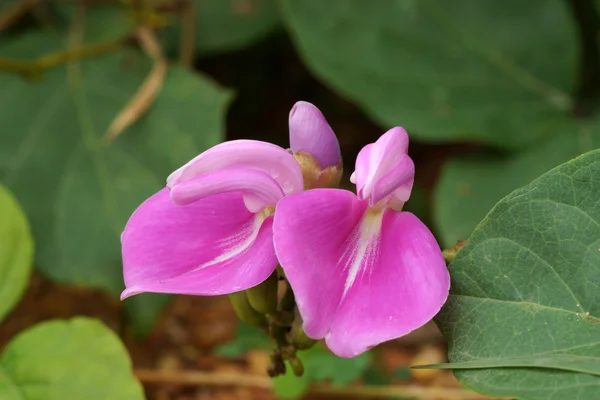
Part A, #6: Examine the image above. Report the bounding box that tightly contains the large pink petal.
[288,101,341,168]
[167,140,303,195]
[326,211,449,357]
[273,189,368,339]
[121,189,278,298]
[170,167,284,212]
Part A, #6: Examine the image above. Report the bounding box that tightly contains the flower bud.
[289,101,341,168]
[228,292,267,328]
[246,271,279,315]
[293,151,343,190]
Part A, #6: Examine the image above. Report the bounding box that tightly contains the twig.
[0,0,34,32]
[134,369,507,400]
[566,0,600,116]
[179,0,195,68]
[102,26,167,145]
[0,40,122,77]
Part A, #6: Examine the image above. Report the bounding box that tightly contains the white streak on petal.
[192,208,272,272]
[340,208,384,298]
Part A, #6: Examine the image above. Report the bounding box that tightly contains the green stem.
[0,39,123,78]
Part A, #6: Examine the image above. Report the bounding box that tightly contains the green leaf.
[274,345,372,399]
[273,361,311,399]
[123,293,172,337]
[215,322,272,357]
[435,149,600,399]
[0,184,33,323]
[163,0,280,56]
[302,345,371,386]
[434,123,600,247]
[0,317,144,399]
[282,0,575,148]
[0,30,231,333]
[54,4,136,43]
[412,354,600,376]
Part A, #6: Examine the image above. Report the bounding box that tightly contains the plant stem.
[566,0,600,116]
[0,40,123,78]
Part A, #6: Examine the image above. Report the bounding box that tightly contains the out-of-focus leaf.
[303,345,371,386]
[435,149,600,399]
[362,365,391,386]
[163,0,280,56]
[0,317,144,399]
[123,293,172,337]
[282,0,575,148]
[54,4,136,43]
[274,345,372,399]
[215,322,272,357]
[434,123,600,247]
[274,361,311,399]
[0,30,231,334]
[0,184,33,323]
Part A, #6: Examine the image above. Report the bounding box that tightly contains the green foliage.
[435,150,600,399]
[0,185,33,323]
[0,30,231,333]
[218,323,372,399]
[435,125,600,247]
[0,317,144,399]
[282,0,575,148]
[163,0,280,55]
[215,322,272,357]
[274,345,372,399]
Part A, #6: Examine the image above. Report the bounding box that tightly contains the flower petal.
[170,167,284,212]
[289,101,341,168]
[370,154,414,209]
[353,127,412,206]
[325,211,449,357]
[167,140,303,195]
[121,189,278,298]
[273,189,368,339]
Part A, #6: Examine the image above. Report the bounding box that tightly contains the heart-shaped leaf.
[282,0,575,148]
[0,30,231,333]
[0,318,144,399]
[435,149,600,399]
[0,184,33,323]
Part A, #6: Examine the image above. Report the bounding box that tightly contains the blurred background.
[0,0,598,399]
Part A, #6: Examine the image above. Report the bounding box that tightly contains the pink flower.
[120,140,305,299]
[273,127,450,358]
[120,101,342,300]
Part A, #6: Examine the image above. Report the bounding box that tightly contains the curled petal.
[170,167,284,212]
[121,189,278,298]
[273,189,449,357]
[289,101,341,168]
[167,140,303,195]
[353,127,413,208]
[370,154,414,209]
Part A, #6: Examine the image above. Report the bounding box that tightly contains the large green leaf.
[0,31,231,332]
[163,0,280,56]
[0,317,144,399]
[0,185,33,323]
[282,0,575,148]
[434,121,600,247]
[435,150,600,399]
